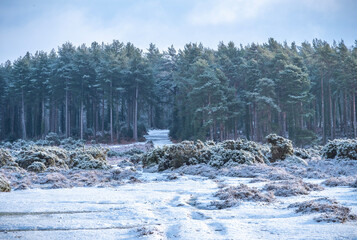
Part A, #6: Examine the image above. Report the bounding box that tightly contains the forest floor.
[0,130,356,239]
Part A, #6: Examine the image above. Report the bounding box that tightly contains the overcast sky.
[0,0,356,63]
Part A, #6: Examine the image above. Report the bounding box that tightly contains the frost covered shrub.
[60,137,85,150]
[129,154,143,164]
[266,134,294,162]
[0,175,11,192]
[143,147,166,166]
[11,139,35,150]
[108,148,145,158]
[45,132,61,145]
[126,148,144,156]
[282,155,308,166]
[39,173,72,189]
[322,176,357,187]
[212,184,275,209]
[69,147,110,170]
[143,141,201,171]
[107,149,121,157]
[322,139,357,160]
[263,179,323,197]
[27,161,47,173]
[0,148,19,168]
[35,132,62,146]
[16,146,69,170]
[207,148,256,167]
[289,197,357,223]
[294,147,310,159]
[233,139,270,163]
[142,139,268,171]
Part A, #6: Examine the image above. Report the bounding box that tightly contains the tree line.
[0,38,356,145]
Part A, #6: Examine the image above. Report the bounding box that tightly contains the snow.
[0,174,356,239]
[144,129,173,147]
[0,130,356,239]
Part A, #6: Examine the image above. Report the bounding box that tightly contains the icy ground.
[0,130,356,240]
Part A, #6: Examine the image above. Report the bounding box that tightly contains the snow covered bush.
[266,134,294,162]
[212,184,275,209]
[0,175,11,192]
[60,137,85,150]
[34,132,62,146]
[289,197,357,223]
[322,176,357,187]
[44,132,61,146]
[322,139,357,160]
[293,147,310,159]
[108,147,145,158]
[27,161,47,173]
[15,146,69,170]
[38,172,72,189]
[10,139,35,150]
[0,148,19,168]
[142,139,269,171]
[69,147,110,170]
[263,179,323,197]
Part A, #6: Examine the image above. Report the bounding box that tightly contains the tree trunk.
[93,100,97,140]
[329,83,334,139]
[41,98,45,137]
[102,96,105,134]
[282,112,288,138]
[110,82,113,143]
[253,104,258,141]
[21,90,26,139]
[282,111,287,138]
[116,98,120,142]
[80,99,84,140]
[65,87,69,137]
[344,91,348,134]
[352,90,357,137]
[133,84,139,142]
[321,73,326,143]
[300,102,304,130]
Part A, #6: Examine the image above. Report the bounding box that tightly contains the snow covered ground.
[0,173,356,239]
[144,129,173,147]
[0,130,356,239]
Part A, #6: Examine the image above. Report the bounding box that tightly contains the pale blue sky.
[0,0,356,63]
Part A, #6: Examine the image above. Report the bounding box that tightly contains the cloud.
[0,0,355,63]
[187,0,280,26]
[0,3,178,62]
[299,0,339,12]
[186,0,341,26]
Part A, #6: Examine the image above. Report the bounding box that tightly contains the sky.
[0,0,356,63]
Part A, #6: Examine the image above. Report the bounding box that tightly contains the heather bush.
[289,197,357,223]
[212,184,275,209]
[263,179,324,197]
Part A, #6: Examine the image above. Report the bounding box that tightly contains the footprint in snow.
[191,211,212,220]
